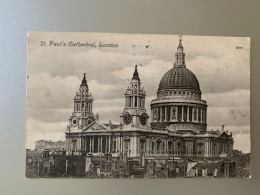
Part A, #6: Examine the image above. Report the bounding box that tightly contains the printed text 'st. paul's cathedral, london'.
[65,38,234,160]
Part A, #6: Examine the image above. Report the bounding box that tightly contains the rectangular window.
[178,106,182,121]
[198,108,201,122]
[183,106,187,122]
[113,140,117,153]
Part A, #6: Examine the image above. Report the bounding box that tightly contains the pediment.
[218,131,229,138]
[83,121,109,131]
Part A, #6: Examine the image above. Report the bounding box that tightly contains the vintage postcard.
[26,32,250,178]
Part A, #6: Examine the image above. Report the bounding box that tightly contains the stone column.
[187,106,190,122]
[165,106,167,121]
[197,107,200,122]
[205,108,207,123]
[200,108,203,123]
[217,142,220,155]
[170,106,172,121]
[185,142,188,156]
[181,106,184,122]
[146,138,149,155]
[192,107,194,122]
[89,137,92,153]
[209,140,213,156]
[196,107,198,122]
[84,137,86,151]
[151,108,154,121]
[204,141,208,157]
[160,107,163,122]
[97,137,100,153]
[92,137,95,153]
[208,141,210,157]
[108,136,111,153]
[173,140,176,156]
[176,106,178,121]
[157,107,160,122]
[116,136,119,153]
[100,137,102,153]
[190,142,192,156]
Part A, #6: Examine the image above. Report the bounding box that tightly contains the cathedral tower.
[120,66,149,129]
[67,73,95,132]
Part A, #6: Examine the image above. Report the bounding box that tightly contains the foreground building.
[65,38,233,160]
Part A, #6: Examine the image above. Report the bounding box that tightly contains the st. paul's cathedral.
[65,38,234,160]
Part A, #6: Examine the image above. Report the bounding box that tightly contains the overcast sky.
[26,32,250,153]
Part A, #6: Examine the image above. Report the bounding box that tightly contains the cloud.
[203,89,250,107]
[207,105,249,127]
[29,48,153,84]
[188,52,250,93]
[232,132,251,153]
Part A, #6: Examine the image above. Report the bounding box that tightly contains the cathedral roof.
[132,65,140,81]
[80,73,88,87]
[158,67,201,92]
[158,37,201,92]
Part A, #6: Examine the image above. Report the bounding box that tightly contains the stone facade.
[65,38,233,160]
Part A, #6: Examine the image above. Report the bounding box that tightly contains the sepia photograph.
[26,32,250,178]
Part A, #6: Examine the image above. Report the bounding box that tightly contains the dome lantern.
[158,37,201,93]
[174,36,186,68]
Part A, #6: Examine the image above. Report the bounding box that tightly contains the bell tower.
[120,66,149,129]
[67,73,95,132]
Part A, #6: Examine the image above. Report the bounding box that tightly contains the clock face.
[72,118,78,127]
[123,113,132,125]
[140,113,147,125]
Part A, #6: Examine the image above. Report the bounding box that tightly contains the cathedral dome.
[158,67,201,92]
